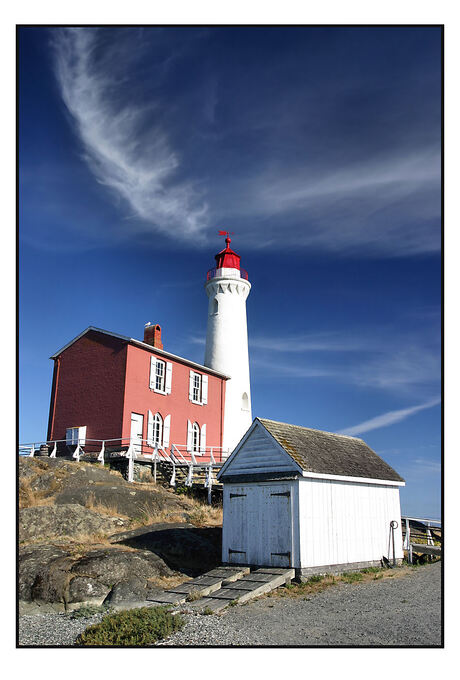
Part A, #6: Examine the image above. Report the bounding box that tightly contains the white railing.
[401,516,442,563]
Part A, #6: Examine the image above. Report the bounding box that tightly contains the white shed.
[217,418,405,577]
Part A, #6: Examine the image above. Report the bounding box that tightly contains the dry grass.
[19,477,56,509]
[83,492,131,520]
[264,565,417,601]
[185,503,223,527]
[147,573,192,590]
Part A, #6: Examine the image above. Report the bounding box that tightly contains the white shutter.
[147,410,154,446]
[163,414,171,449]
[186,420,192,451]
[79,426,87,445]
[150,357,157,389]
[200,424,206,454]
[202,375,208,404]
[165,362,172,394]
[189,371,195,401]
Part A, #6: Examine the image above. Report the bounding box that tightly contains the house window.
[153,413,163,447]
[66,426,86,446]
[155,360,166,392]
[150,357,172,394]
[189,371,208,405]
[192,422,200,452]
[193,373,202,402]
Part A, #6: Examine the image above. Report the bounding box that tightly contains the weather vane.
[218,230,235,238]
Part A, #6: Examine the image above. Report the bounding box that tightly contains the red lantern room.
[214,236,241,270]
[206,233,248,281]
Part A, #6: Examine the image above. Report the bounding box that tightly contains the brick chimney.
[144,323,163,350]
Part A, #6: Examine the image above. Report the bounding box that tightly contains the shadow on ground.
[110,522,222,576]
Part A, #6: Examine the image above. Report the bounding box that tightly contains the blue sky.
[19,26,442,518]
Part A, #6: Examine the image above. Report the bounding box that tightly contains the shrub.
[76,606,184,646]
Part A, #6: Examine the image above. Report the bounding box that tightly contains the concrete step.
[146,566,250,606]
[191,567,295,612]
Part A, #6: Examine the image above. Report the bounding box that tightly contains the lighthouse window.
[212,298,219,314]
[155,360,166,392]
[242,392,249,411]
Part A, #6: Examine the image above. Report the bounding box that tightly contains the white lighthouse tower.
[204,234,252,453]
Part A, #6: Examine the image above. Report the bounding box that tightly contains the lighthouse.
[204,235,252,452]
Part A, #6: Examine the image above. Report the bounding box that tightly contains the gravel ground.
[18,562,441,647]
[18,612,106,647]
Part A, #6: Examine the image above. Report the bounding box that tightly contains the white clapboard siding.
[297,477,404,568]
[222,424,298,476]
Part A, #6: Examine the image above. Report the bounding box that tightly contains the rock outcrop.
[19,504,129,543]
[18,458,222,612]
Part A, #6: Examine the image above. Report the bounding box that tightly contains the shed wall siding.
[298,477,403,568]
[221,426,298,476]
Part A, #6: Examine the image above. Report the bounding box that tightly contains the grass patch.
[307,574,325,583]
[70,603,112,619]
[263,564,417,602]
[341,572,363,583]
[360,566,384,574]
[76,606,184,646]
[186,590,202,602]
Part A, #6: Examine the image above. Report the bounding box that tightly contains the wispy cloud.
[234,148,440,257]
[49,27,440,258]
[53,28,208,240]
[411,458,441,473]
[244,325,440,396]
[249,332,367,353]
[339,397,441,435]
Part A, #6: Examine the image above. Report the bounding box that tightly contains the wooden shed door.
[226,485,293,567]
[267,487,292,567]
[227,489,248,564]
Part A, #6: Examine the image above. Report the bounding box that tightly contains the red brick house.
[47,324,229,462]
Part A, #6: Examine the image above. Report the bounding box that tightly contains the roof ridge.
[257,417,363,442]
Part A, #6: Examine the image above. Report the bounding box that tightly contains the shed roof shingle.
[257,418,404,483]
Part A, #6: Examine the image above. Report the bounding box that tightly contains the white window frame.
[150,357,173,395]
[66,426,86,446]
[189,371,208,405]
[152,413,163,448]
[192,422,200,452]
